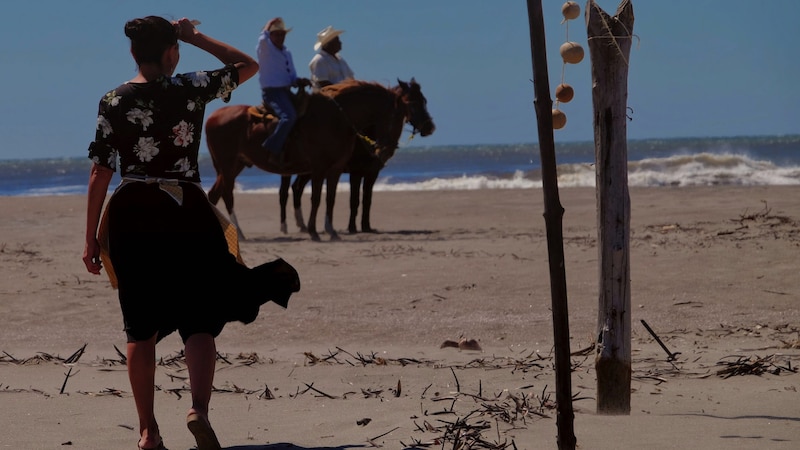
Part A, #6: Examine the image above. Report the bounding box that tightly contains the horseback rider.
[308,25,354,92]
[257,17,309,166]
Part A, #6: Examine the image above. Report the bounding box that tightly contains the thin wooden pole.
[526,1,576,448]
[586,0,635,414]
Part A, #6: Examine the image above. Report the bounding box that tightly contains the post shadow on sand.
[222,443,370,450]
[674,413,800,423]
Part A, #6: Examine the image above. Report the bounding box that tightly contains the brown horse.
[279,78,435,235]
[206,79,434,241]
[279,129,426,235]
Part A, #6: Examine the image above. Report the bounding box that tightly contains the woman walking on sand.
[82,16,299,450]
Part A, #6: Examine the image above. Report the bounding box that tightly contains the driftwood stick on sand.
[3,350,19,363]
[301,382,338,399]
[59,366,75,394]
[64,343,87,364]
[716,354,798,378]
[258,384,275,400]
[112,345,127,363]
[215,352,231,365]
[421,382,432,399]
[641,319,681,361]
[450,366,461,392]
[368,426,400,446]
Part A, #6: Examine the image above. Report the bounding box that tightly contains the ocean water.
[1,135,799,197]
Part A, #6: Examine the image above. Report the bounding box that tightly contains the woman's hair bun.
[124,18,147,40]
[124,16,177,65]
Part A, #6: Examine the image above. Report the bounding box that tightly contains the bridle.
[399,90,434,143]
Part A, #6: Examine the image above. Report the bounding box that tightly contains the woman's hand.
[84,163,112,275]
[173,18,259,83]
[174,17,200,43]
[83,237,103,275]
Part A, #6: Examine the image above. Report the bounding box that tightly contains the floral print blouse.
[88,65,239,182]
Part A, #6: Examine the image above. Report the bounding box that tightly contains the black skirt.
[106,181,249,343]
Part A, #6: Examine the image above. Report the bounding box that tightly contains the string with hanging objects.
[552,1,584,130]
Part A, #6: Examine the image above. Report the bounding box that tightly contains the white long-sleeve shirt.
[309,51,354,91]
[257,31,297,89]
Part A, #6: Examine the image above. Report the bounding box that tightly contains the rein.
[325,91,410,155]
[325,95,379,151]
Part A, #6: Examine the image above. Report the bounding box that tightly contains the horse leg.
[324,172,342,241]
[292,174,310,232]
[207,174,224,206]
[279,175,291,234]
[306,176,323,242]
[348,172,364,234]
[360,169,380,233]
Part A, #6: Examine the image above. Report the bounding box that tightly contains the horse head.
[397,78,436,137]
[369,78,436,164]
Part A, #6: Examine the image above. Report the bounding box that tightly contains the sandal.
[187,412,221,450]
[138,439,166,450]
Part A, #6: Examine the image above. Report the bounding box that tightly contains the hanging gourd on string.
[555,83,574,102]
[561,1,580,20]
[552,1,584,130]
[560,41,585,64]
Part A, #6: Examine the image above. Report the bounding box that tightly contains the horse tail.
[205,105,252,214]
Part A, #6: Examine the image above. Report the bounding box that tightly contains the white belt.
[117,176,202,206]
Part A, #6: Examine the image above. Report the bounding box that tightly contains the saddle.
[246,105,276,123]
[247,86,311,124]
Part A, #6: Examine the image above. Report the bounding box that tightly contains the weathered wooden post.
[586,0,635,414]
[526,1,576,448]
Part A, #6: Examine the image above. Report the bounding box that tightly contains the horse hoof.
[330,233,341,241]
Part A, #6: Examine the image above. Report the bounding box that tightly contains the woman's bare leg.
[185,333,221,449]
[127,334,161,448]
[184,332,216,415]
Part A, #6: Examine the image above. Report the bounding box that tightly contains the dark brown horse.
[279,78,435,235]
[206,79,434,241]
[278,131,420,235]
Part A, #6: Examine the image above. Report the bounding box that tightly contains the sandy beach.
[1,186,798,449]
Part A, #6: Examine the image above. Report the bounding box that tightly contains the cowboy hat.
[314,25,344,51]
[265,17,292,33]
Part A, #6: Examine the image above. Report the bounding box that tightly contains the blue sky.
[1,0,798,160]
